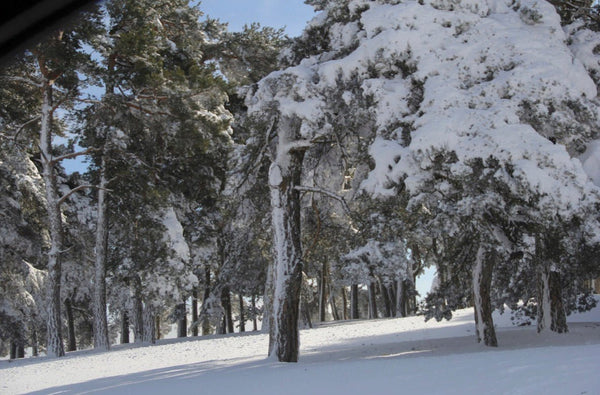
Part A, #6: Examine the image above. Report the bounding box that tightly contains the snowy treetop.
[248,0,600,220]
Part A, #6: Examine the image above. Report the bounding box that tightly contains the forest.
[1,0,600,364]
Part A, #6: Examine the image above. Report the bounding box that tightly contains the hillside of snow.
[2,305,599,394]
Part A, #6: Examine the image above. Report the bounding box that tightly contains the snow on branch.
[294,185,351,215]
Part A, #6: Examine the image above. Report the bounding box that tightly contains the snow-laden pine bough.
[248,0,600,359]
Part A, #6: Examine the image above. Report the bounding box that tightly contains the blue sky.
[199,0,315,36]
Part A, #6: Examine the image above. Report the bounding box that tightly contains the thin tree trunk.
[472,246,497,347]
[350,284,359,319]
[318,262,329,322]
[133,278,143,343]
[251,294,258,331]
[121,310,130,344]
[65,298,77,352]
[93,153,110,351]
[10,342,16,360]
[32,329,39,356]
[192,288,199,336]
[368,282,378,319]
[329,286,340,321]
[176,302,187,338]
[221,286,234,334]
[239,293,246,332]
[40,79,65,358]
[380,280,392,318]
[341,287,348,320]
[155,315,161,340]
[268,121,305,362]
[202,268,211,336]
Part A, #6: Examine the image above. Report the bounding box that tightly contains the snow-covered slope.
[2,305,599,394]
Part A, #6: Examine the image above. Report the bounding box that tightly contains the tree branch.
[58,184,112,206]
[50,146,99,165]
[294,185,352,215]
[0,75,43,88]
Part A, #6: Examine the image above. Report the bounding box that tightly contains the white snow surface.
[2,305,600,394]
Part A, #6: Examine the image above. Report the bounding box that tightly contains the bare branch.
[125,102,171,116]
[0,75,43,88]
[2,116,41,141]
[50,146,99,165]
[294,185,352,215]
[58,184,112,206]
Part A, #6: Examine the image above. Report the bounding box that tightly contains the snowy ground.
[2,305,600,395]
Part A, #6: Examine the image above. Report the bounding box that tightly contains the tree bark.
[318,261,329,322]
[202,268,211,336]
[40,79,65,358]
[221,286,234,334]
[65,298,77,352]
[251,294,258,331]
[472,246,498,347]
[176,302,187,338]
[330,286,340,321]
[93,153,110,351]
[537,266,568,333]
[350,284,359,319]
[133,278,144,343]
[380,281,392,318]
[239,293,246,332]
[121,310,130,344]
[268,119,305,362]
[32,329,39,356]
[368,282,378,319]
[142,304,156,343]
[341,287,348,320]
[192,288,199,336]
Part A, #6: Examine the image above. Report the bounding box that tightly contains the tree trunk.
[251,294,258,331]
[176,302,187,338]
[368,282,378,319]
[142,304,156,344]
[93,153,110,351]
[537,266,568,333]
[221,286,234,334]
[239,294,246,332]
[121,311,130,344]
[341,287,348,320]
[350,284,359,319]
[329,286,340,321]
[472,246,497,347]
[32,329,39,357]
[192,288,199,336]
[388,282,397,318]
[9,340,24,359]
[318,262,329,322]
[202,268,211,336]
[380,281,392,318]
[268,122,305,362]
[133,279,144,343]
[40,80,65,358]
[65,298,77,352]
